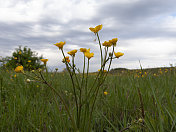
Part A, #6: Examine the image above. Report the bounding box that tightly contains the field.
[0,67,176,131]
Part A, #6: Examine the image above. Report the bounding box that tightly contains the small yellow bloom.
[19,51,22,55]
[62,56,70,63]
[28,60,31,63]
[67,49,77,56]
[102,41,112,47]
[54,41,66,49]
[84,52,94,59]
[153,73,157,76]
[98,69,107,72]
[114,52,124,58]
[14,74,17,78]
[15,65,23,73]
[104,91,108,95]
[14,57,17,60]
[109,38,118,46]
[41,59,48,64]
[80,48,90,53]
[89,24,103,33]
[138,118,143,123]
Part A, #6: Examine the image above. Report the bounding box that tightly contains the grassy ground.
[0,67,176,131]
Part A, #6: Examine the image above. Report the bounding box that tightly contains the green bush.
[4,46,44,70]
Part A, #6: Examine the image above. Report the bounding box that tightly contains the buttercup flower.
[98,69,107,72]
[80,48,90,53]
[15,65,23,73]
[102,41,112,47]
[62,56,70,63]
[54,41,66,49]
[28,60,31,63]
[14,57,17,60]
[84,52,94,59]
[67,49,77,56]
[114,52,124,58]
[41,59,48,65]
[104,91,108,95]
[109,38,118,46]
[89,24,103,33]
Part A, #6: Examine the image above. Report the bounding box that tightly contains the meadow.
[0,66,176,131]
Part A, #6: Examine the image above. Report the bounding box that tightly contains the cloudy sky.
[0,0,176,71]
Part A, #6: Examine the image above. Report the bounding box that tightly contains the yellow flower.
[104,91,108,95]
[138,118,143,123]
[80,48,90,53]
[114,52,124,58]
[98,69,107,72]
[102,41,112,47]
[14,74,17,78]
[28,60,31,63]
[89,24,103,33]
[19,51,22,55]
[14,57,17,60]
[15,65,23,73]
[84,52,94,59]
[109,38,118,46]
[67,49,77,56]
[41,59,48,64]
[62,56,70,63]
[54,41,66,49]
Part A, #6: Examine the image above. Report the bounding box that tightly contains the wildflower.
[28,60,31,63]
[138,118,143,123]
[102,41,112,47]
[109,38,118,46]
[98,69,107,72]
[80,48,90,53]
[14,74,17,78]
[89,24,103,33]
[62,56,70,63]
[84,52,94,59]
[114,52,124,58]
[67,49,77,56]
[41,59,48,65]
[14,57,17,60]
[15,65,23,73]
[31,70,35,73]
[104,91,108,95]
[19,51,22,55]
[54,41,66,49]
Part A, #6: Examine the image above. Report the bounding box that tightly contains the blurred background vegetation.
[0,46,44,71]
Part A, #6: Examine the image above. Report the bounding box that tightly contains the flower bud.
[26,79,31,83]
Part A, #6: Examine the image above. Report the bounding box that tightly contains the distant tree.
[4,46,44,70]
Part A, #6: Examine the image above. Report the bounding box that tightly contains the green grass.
[0,67,176,131]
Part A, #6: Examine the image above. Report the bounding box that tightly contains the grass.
[0,67,176,131]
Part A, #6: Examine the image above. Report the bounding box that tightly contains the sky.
[0,0,176,71]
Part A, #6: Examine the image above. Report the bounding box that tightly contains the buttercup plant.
[14,24,124,131]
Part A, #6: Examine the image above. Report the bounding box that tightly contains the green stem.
[61,49,79,127]
[39,72,77,131]
[97,33,103,66]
